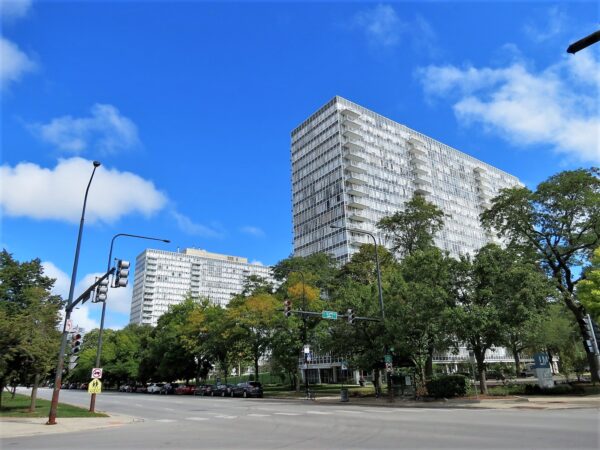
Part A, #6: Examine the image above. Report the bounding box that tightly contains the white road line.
[186,417,209,421]
[274,412,301,416]
[334,409,363,414]
[247,414,271,417]
[214,415,237,419]
[155,419,176,423]
[134,404,143,407]
[305,411,332,415]
[163,407,175,412]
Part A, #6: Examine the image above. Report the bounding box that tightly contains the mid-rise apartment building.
[129,248,273,326]
[291,96,521,262]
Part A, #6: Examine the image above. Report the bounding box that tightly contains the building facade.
[129,248,273,326]
[291,96,521,262]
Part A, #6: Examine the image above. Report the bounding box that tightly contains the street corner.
[0,414,140,439]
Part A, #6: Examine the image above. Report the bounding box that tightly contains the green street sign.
[321,310,338,320]
[384,354,392,363]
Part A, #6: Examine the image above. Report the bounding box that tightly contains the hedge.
[426,375,469,398]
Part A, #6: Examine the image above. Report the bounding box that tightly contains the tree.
[481,168,600,381]
[578,247,600,321]
[0,251,62,409]
[377,195,445,258]
[386,248,454,393]
[448,244,550,394]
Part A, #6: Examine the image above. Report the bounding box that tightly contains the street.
[2,388,598,449]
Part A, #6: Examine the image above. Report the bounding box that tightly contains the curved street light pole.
[330,224,392,401]
[89,233,169,412]
[48,161,101,425]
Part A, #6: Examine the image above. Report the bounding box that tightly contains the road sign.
[321,310,338,320]
[385,362,393,373]
[384,354,392,363]
[91,368,103,379]
[303,345,310,354]
[66,319,73,332]
[88,379,102,394]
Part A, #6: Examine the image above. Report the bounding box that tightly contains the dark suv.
[232,381,263,398]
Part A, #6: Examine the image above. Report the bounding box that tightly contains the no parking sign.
[91,368,103,379]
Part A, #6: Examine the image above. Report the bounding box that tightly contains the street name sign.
[322,310,338,320]
[384,354,392,363]
[88,379,102,394]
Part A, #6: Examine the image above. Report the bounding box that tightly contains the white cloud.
[240,226,265,238]
[30,104,140,155]
[0,0,32,22]
[0,36,35,90]
[418,52,600,164]
[523,6,567,43]
[0,157,168,223]
[43,261,132,332]
[353,4,404,48]
[170,210,224,238]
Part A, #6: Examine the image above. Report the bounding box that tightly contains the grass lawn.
[0,392,108,418]
[264,383,376,398]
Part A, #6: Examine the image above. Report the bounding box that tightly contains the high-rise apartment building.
[291,96,521,262]
[130,248,273,326]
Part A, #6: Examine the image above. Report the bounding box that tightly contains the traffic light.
[284,300,292,317]
[94,278,109,303]
[71,333,82,355]
[347,308,355,324]
[114,260,130,288]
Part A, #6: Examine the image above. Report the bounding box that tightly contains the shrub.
[523,384,584,395]
[426,375,469,398]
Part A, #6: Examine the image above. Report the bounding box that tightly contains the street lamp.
[330,224,392,401]
[89,233,169,412]
[567,29,600,54]
[48,160,101,425]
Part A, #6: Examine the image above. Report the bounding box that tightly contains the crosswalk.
[148,406,472,424]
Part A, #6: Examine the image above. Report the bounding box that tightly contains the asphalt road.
[3,388,599,450]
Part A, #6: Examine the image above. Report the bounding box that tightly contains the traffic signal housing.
[114,260,130,288]
[583,315,599,354]
[71,333,82,355]
[94,277,109,303]
[347,308,355,324]
[284,300,292,317]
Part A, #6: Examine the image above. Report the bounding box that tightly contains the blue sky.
[1,0,599,330]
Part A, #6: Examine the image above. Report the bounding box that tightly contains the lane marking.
[335,409,363,414]
[214,415,237,419]
[306,411,332,415]
[274,412,301,416]
[163,407,175,412]
[247,413,271,417]
[155,419,176,423]
[186,417,209,421]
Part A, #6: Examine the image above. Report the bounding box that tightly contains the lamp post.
[330,224,392,401]
[48,160,101,425]
[89,233,169,412]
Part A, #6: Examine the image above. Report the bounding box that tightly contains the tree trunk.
[254,356,259,384]
[0,380,4,409]
[11,385,16,399]
[425,344,434,379]
[29,373,40,413]
[373,369,381,397]
[512,343,521,377]
[474,348,488,394]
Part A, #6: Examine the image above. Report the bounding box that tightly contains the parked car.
[160,383,180,395]
[79,383,88,390]
[211,384,234,397]
[232,382,263,398]
[175,385,195,395]
[520,365,535,378]
[194,384,210,396]
[147,383,164,394]
[137,384,148,393]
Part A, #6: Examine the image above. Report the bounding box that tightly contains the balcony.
[415,173,432,185]
[344,149,365,163]
[344,141,364,152]
[340,108,360,120]
[414,185,432,196]
[342,129,362,141]
[347,198,368,209]
[346,185,367,197]
[345,161,367,174]
[413,164,431,176]
[345,173,368,185]
[342,117,361,130]
[348,213,367,222]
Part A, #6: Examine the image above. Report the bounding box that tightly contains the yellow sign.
[88,378,102,394]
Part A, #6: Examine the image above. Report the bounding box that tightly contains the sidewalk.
[311,393,600,410]
[0,413,139,439]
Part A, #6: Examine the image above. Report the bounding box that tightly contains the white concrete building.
[129,248,273,326]
[291,96,521,262]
